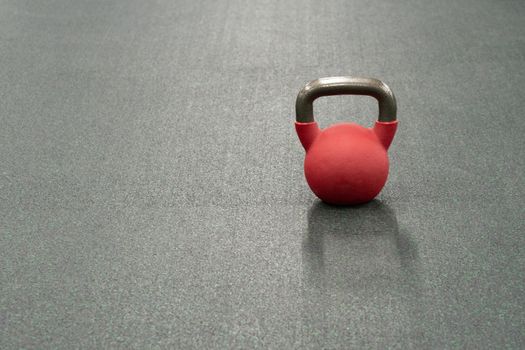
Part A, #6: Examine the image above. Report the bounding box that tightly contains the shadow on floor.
[302,199,420,289]
[300,200,426,345]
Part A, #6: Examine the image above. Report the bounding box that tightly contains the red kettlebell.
[295,77,398,205]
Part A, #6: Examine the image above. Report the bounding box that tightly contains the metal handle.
[295,77,397,123]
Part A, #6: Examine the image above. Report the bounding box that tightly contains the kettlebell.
[295,77,398,205]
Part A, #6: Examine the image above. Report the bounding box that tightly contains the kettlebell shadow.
[302,199,420,289]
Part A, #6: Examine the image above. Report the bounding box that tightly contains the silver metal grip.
[295,77,397,123]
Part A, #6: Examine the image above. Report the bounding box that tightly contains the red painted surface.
[296,120,397,205]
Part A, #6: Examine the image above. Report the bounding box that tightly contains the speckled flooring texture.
[1,0,524,348]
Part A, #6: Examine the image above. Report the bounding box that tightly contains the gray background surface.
[1,0,524,348]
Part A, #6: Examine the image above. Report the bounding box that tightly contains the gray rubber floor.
[1,0,524,348]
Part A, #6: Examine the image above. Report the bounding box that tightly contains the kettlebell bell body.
[295,77,398,205]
